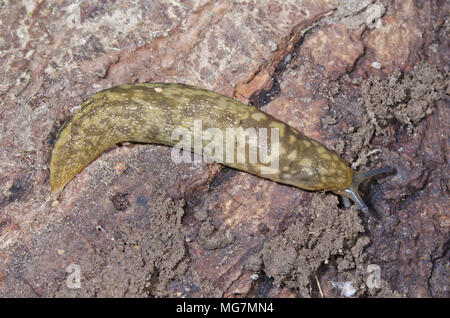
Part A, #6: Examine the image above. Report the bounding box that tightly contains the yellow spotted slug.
[50,83,392,212]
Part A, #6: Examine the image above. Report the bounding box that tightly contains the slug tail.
[336,166,394,213]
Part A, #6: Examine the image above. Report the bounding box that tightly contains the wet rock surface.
[0,0,448,297]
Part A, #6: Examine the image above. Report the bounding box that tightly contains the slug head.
[334,166,394,213]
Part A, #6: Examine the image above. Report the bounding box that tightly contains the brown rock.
[303,23,364,80]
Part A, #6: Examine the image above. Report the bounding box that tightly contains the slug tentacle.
[335,166,394,213]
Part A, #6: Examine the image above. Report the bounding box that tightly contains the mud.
[59,191,189,298]
[317,63,448,169]
[360,63,446,132]
[257,195,401,297]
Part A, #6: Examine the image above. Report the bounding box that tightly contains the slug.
[50,83,392,212]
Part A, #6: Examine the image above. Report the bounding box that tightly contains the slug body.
[51,83,391,212]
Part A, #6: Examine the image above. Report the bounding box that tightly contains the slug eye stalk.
[335,166,395,213]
